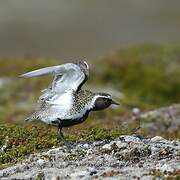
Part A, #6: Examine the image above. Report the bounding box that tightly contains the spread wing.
[19,61,89,100]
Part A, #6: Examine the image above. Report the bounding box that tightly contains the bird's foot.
[57,132,73,150]
[57,126,74,150]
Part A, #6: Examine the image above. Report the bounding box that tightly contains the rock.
[83,143,89,149]
[132,107,141,115]
[121,135,142,143]
[70,170,88,179]
[36,159,46,167]
[151,136,165,141]
[89,167,97,176]
[102,143,112,150]
[0,135,179,179]
[160,164,174,173]
[115,141,127,149]
[150,146,159,158]
[138,104,180,136]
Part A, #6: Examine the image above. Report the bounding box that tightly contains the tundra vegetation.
[0,44,180,168]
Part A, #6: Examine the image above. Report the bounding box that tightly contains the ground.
[0,135,179,179]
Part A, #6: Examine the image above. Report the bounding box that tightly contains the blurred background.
[1,0,180,59]
[0,0,180,166]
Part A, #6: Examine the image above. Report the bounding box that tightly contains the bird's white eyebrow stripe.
[94,95,111,99]
[83,61,89,69]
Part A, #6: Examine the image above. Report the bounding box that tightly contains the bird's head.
[77,60,89,77]
[91,93,119,111]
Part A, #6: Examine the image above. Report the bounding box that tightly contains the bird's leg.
[57,126,65,140]
[57,123,72,149]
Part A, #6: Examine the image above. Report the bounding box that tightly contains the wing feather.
[19,65,66,78]
[19,61,89,101]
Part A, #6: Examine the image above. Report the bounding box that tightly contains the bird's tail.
[24,117,33,122]
[24,112,38,122]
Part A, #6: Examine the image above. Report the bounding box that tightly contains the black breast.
[57,111,90,128]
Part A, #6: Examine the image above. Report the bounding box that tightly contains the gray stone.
[0,135,179,179]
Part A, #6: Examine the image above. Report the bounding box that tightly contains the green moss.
[36,172,45,180]
[65,150,86,161]
[74,128,122,141]
[0,123,124,168]
[0,124,60,168]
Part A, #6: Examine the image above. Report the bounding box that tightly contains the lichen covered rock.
[0,135,179,179]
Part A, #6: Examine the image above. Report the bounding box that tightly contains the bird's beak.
[111,100,120,105]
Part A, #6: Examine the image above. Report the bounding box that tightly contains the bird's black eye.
[103,98,111,103]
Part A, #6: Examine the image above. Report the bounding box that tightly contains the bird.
[19,61,119,141]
